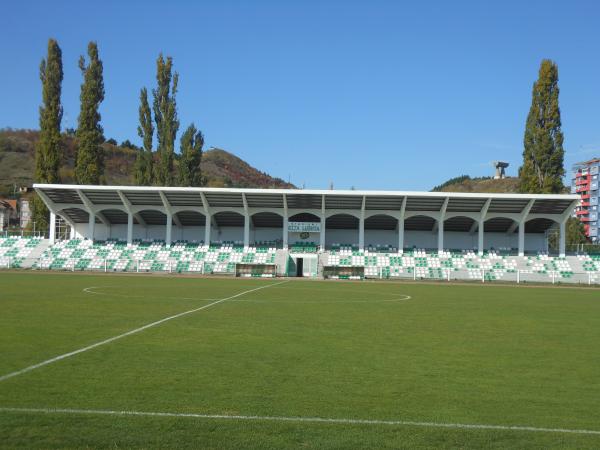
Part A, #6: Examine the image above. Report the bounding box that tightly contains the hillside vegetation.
[0,129,293,195]
[431,175,520,193]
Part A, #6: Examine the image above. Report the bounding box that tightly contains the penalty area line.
[0,407,599,436]
[0,280,289,383]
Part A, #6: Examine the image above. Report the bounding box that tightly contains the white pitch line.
[83,286,218,301]
[230,294,412,303]
[0,281,289,383]
[0,406,599,436]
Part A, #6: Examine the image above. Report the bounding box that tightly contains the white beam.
[76,189,109,226]
[469,221,479,234]
[517,199,535,256]
[199,192,217,231]
[159,191,181,227]
[117,191,146,227]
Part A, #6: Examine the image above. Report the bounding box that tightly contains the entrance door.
[296,258,304,277]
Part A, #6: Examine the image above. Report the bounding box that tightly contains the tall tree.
[518,59,565,194]
[134,87,154,185]
[33,38,63,233]
[178,123,204,186]
[74,41,105,184]
[152,54,179,186]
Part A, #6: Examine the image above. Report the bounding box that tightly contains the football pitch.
[1,272,599,449]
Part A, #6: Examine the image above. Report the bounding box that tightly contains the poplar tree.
[152,54,179,185]
[33,38,63,232]
[134,87,154,185]
[75,41,105,184]
[178,123,204,186]
[518,59,565,194]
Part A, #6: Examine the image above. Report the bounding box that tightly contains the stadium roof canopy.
[34,184,579,235]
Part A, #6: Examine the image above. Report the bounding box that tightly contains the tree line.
[32,39,584,241]
[33,39,204,230]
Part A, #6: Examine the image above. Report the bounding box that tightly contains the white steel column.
[320,195,326,251]
[518,199,534,257]
[559,220,566,257]
[478,221,484,255]
[398,197,406,254]
[320,214,326,251]
[283,194,289,249]
[127,213,133,245]
[398,220,404,253]
[204,214,211,245]
[242,193,250,248]
[437,220,444,254]
[244,213,250,248]
[518,222,525,257]
[88,213,95,240]
[49,211,56,244]
[359,196,365,250]
[283,214,288,249]
[166,213,172,246]
[438,197,449,255]
[478,198,491,256]
[358,217,365,250]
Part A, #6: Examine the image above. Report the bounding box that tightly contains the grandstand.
[1,183,596,283]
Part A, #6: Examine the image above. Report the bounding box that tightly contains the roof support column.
[49,211,56,244]
[398,197,406,254]
[320,195,325,251]
[165,213,172,247]
[204,213,211,245]
[244,213,250,248]
[242,193,250,248]
[517,200,534,257]
[437,220,444,254]
[88,213,95,241]
[478,198,491,256]
[127,213,133,245]
[559,219,567,257]
[358,196,366,250]
[283,194,288,249]
[518,223,525,257]
[438,198,449,255]
[478,221,484,256]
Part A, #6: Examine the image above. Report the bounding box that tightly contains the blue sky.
[1,0,599,190]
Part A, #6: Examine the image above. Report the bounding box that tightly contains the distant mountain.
[0,128,294,195]
[431,175,520,193]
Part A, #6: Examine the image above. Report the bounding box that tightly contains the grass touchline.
[2,407,600,436]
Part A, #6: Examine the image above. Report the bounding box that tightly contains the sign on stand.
[287,222,321,233]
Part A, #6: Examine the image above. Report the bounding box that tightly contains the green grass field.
[1,272,599,449]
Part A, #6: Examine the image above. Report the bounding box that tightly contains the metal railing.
[1,230,46,238]
[365,266,600,285]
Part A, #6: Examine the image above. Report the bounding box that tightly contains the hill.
[0,129,293,195]
[431,175,520,193]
